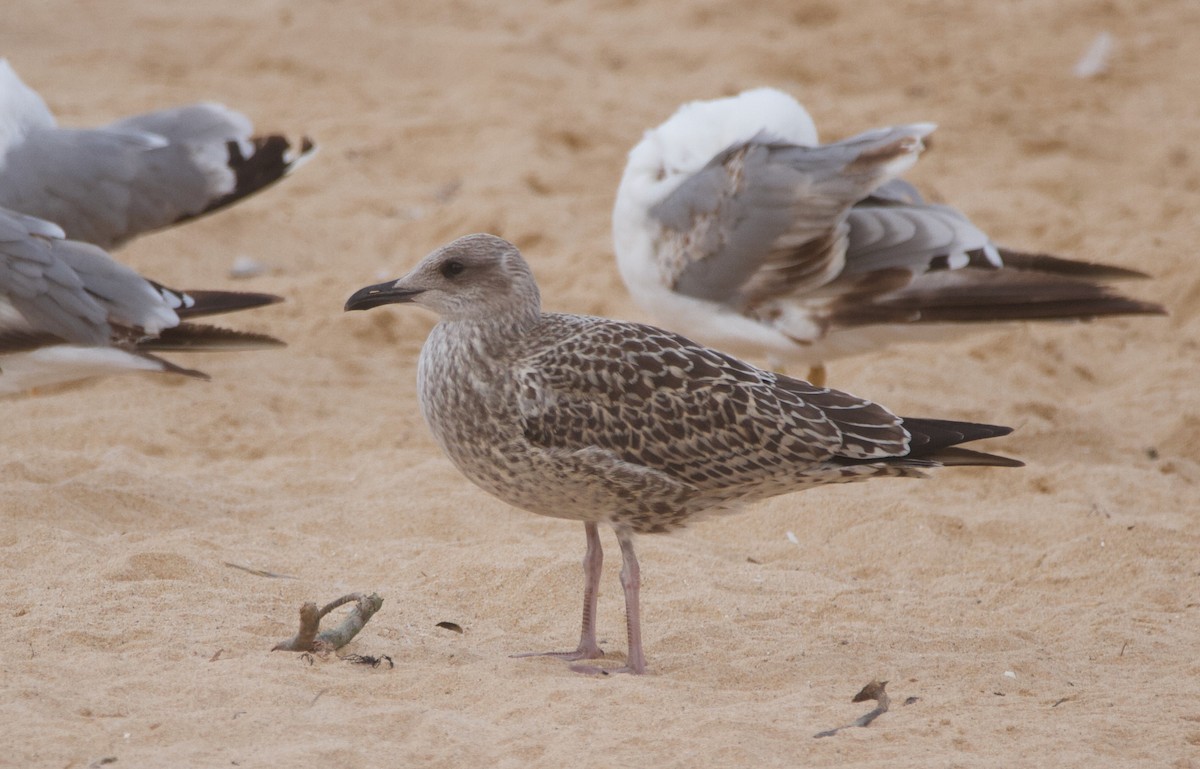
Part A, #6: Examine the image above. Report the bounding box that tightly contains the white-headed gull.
[613,88,1163,384]
[0,206,284,395]
[0,58,314,250]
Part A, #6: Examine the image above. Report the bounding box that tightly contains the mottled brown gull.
[345,233,1022,675]
[613,88,1163,385]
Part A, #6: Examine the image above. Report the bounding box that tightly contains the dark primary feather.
[135,323,285,352]
[188,135,315,223]
[891,418,1023,468]
[110,282,286,355]
[137,354,208,381]
[995,248,1151,281]
[0,328,61,354]
[148,284,284,319]
[829,267,1164,327]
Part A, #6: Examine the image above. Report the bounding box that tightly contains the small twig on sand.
[272,592,384,652]
[224,561,298,579]
[814,680,892,738]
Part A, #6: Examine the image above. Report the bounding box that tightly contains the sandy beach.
[2,1,1198,766]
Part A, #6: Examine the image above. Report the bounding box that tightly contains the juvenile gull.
[613,88,1164,384]
[0,59,314,250]
[0,206,284,395]
[345,233,1022,675]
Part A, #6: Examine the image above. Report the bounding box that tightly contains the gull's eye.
[440,260,465,278]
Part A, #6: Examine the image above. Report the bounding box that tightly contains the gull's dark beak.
[344,281,424,312]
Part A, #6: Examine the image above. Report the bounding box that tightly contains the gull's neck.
[0,62,55,159]
[434,304,542,362]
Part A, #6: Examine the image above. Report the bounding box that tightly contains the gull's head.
[0,59,56,157]
[617,88,819,205]
[612,88,819,289]
[345,234,541,323]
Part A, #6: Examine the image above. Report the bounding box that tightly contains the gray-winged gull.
[0,59,314,250]
[345,233,1021,675]
[0,206,284,395]
[612,88,1163,385]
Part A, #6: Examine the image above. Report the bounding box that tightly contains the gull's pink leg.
[513,521,605,662]
[571,527,646,675]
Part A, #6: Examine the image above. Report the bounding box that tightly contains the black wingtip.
[150,285,285,319]
[897,417,1022,468]
[901,417,1014,445]
[138,323,286,352]
[997,248,1154,281]
[836,271,1168,327]
[183,133,316,224]
[143,353,211,381]
[924,446,1025,468]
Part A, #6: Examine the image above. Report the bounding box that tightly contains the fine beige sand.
[3,1,1198,766]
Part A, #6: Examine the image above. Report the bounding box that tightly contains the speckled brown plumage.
[345,233,1021,675]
